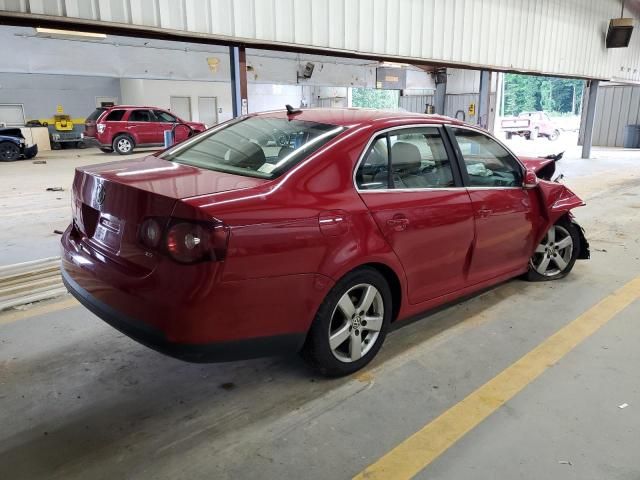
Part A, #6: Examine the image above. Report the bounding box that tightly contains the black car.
[0,128,38,161]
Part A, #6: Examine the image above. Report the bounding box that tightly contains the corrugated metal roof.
[1,0,639,81]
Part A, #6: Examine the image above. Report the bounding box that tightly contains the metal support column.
[581,80,600,159]
[478,70,491,129]
[434,69,447,115]
[229,46,248,118]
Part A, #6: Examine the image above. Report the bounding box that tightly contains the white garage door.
[197,97,218,128]
[170,97,192,122]
[0,104,25,127]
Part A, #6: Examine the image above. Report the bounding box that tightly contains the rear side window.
[356,137,389,190]
[162,117,344,180]
[356,127,454,189]
[86,108,105,122]
[129,110,153,122]
[104,110,125,121]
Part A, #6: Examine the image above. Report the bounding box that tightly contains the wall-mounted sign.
[468,102,476,116]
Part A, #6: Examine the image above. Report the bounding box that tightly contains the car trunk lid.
[71,156,268,272]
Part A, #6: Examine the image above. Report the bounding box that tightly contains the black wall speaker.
[606,18,634,48]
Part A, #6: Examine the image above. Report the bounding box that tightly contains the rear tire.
[113,134,134,155]
[301,267,392,377]
[548,129,560,141]
[505,132,513,140]
[526,219,580,281]
[527,127,539,141]
[0,141,20,161]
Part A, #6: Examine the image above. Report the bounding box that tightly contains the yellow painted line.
[0,296,77,326]
[355,276,640,480]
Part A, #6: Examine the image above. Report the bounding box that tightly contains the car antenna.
[286,104,303,116]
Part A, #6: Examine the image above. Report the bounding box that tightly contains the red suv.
[84,106,206,154]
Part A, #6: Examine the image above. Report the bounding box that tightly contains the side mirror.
[523,170,539,189]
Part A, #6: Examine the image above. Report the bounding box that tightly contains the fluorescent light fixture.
[35,28,107,40]
[379,61,411,69]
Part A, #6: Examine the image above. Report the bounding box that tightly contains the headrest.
[229,141,266,169]
[391,142,421,171]
[277,146,295,160]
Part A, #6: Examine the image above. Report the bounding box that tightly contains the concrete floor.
[1,140,640,479]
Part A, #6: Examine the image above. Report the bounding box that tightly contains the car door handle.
[387,216,410,231]
[477,208,492,218]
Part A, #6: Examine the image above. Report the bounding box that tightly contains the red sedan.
[61,108,589,376]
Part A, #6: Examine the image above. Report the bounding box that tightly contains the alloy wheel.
[530,225,573,276]
[117,138,132,153]
[0,143,20,161]
[328,283,384,363]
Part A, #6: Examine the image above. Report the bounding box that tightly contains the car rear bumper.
[60,227,327,362]
[82,136,110,149]
[62,268,305,362]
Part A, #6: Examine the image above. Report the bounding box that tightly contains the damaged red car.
[61,108,589,376]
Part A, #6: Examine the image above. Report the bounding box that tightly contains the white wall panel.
[3,0,640,81]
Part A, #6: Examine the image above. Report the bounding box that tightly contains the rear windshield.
[161,116,344,179]
[86,108,106,122]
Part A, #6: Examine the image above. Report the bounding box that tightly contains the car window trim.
[354,123,465,193]
[443,124,525,190]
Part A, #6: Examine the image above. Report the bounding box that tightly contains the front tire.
[0,141,20,161]
[548,129,560,141]
[301,267,392,377]
[113,134,134,155]
[527,219,580,281]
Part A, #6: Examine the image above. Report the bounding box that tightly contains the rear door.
[127,109,157,145]
[356,126,475,304]
[446,126,539,283]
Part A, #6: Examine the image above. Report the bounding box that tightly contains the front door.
[356,126,475,304]
[153,109,183,144]
[447,126,539,283]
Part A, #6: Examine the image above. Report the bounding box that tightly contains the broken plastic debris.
[619,403,629,409]
[46,187,64,192]
[32,160,46,164]
[558,460,572,466]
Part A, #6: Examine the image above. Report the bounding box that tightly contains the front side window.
[356,127,454,190]
[154,110,177,123]
[451,128,523,187]
[129,110,153,122]
[161,117,344,179]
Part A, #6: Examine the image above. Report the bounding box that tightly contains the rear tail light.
[97,123,106,134]
[139,217,229,264]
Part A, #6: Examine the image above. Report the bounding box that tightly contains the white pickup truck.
[501,111,560,141]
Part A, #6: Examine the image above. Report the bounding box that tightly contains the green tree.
[503,74,584,115]
[351,88,400,109]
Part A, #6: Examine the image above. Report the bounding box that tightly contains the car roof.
[104,105,167,110]
[252,107,467,128]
